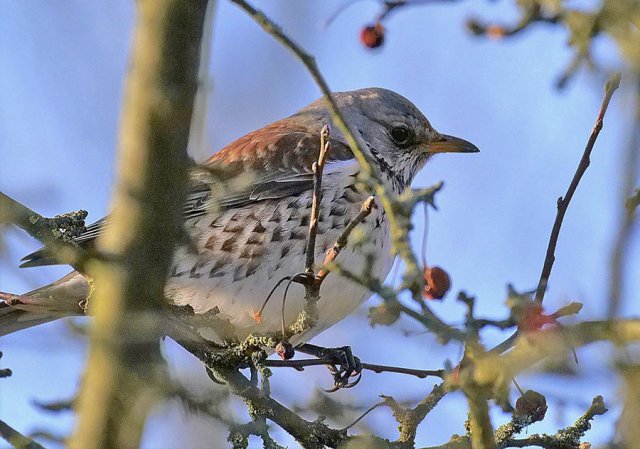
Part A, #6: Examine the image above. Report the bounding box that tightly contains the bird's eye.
[390,126,411,146]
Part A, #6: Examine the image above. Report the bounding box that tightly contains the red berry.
[423,266,451,300]
[360,22,385,49]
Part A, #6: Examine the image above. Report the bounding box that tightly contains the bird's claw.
[296,343,363,391]
[323,369,362,392]
[319,345,363,392]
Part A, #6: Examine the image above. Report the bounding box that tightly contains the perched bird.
[0,88,478,345]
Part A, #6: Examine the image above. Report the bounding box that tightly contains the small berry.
[515,390,547,423]
[423,266,451,300]
[275,341,295,360]
[360,22,385,49]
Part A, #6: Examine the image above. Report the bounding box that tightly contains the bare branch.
[534,73,621,304]
[265,357,445,380]
[0,419,47,449]
[305,124,331,274]
[316,196,376,283]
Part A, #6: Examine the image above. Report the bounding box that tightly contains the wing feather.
[20,116,354,268]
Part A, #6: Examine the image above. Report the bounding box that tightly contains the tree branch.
[534,72,621,304]
[265,357,445,380]
[167,323,348,449]
[305,124,331,275]
[476,320,640,383]
[68,2,210,448]
[0,420,47,449]
[316,195,376,283]
[0,192,89,270]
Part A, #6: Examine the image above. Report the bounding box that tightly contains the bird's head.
[298,87,479,192]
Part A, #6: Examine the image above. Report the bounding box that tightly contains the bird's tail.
[0,271,88,337]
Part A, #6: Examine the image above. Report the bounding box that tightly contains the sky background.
[1,1,638,448]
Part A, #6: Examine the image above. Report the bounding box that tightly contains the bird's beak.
[427,134,479,154]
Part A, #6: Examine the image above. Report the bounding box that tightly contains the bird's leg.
[296,343,363,391]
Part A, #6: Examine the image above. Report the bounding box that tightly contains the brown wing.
[20,117,354,268]
[205,117,352,172]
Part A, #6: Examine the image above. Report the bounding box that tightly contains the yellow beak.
[427,134,479,154]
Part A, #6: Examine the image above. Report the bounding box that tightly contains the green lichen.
[227,430,248,449]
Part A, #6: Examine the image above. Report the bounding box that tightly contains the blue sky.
[1,1,638,448]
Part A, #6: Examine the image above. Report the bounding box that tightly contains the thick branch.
[68,2,210,448]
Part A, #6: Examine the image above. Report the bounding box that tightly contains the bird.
[0,87,478,347]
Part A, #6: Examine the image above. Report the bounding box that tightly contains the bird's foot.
[296,343,362,392]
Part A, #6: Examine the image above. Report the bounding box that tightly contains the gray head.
[296,87,479,191]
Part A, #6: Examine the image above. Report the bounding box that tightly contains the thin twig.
[534,72,621,304]
[421,396,606,449]
[340,400,386,432]
[316,196,376,283]
[305,124,331,274]
[280,276,296,339]
[265,358,445,379]
[0,419,47,449]
[0,192,89,270]
[230,0,376,184]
